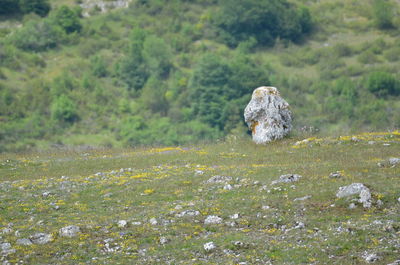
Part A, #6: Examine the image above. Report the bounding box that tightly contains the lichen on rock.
[244,86,292,144]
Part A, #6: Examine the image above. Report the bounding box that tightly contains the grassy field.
[0,132,399,264]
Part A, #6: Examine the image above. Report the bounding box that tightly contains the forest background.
[0,0,399,152]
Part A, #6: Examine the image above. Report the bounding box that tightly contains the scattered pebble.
[204,215,223,225]
[223,184,233,190]
[329,171,343,178]
[59,225,81,238]
[203,241,216,252]
[117,220,128,228]
[389,158,400,166]
[30,233,53,244]
[1,242,16,256]
[271,174,302,185]
[206,175,232,184]
[159,236,169,245]
[16,238,32,246]
[363,252,380,263]
[149,218,158,225]
[294,195,312,201]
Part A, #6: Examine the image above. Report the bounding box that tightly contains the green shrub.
[372,0,394,29]
[10,19,64,52]
[19,0,51,17]
[383,46,400,62]
[214,0,313,47]
[51,95,79,123]
[52,6,82,34]
[365,71,399,97]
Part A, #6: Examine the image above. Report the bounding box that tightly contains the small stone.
[30,233,53,244]
[232,241,246,248]
[223,184,233,190]
[204,215,223,225]
[0,242,15,256]
[59,225,80,238]
[159,236,169,245]
[149,218,158,225]
[363,253,380,263]
[368,141,376,145]
[42,191,52,197]
[206,175,232,184]
[175,210,200,218]
[271,174,302,185]
[117,220,128,228]
[16,238,32,246]
[294,195,312,201]
[131,221,142,226]
[389,158,400,166]
[203,241,216,252]
[195,170,204,175]
[329,171,343,178]
[230,213,240,219]
[1,228,12,235]
[348,203,357,209]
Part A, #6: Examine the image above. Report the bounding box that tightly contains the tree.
[119,28,149,91]
[19,0,51,17]
[366,71,399,97]
[53,6,82,34]
[372,0,394,29]
[143,35,172,78]
[11,19,64,52]
[0,0,20,15]
[214,0,313,47]
[51,95,79,123]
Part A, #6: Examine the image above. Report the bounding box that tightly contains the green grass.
[1,132,399,264]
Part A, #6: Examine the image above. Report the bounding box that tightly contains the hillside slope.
[0,0,400,152]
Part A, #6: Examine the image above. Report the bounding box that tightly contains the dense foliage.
[0,0,399,152]
[0,0,50,16]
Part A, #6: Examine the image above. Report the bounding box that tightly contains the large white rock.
[244,86,292,144]
[336,183,372,208]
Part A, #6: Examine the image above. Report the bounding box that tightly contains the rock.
[230,213,240,219]
[363,252,380,263]
[223,184,233,190]
[203,241,216,252]
[59,225,80,238]
[1,228,12,235]
[389,157,400,166]
[16,238,32,246]
[1,243,15,256]
[293,195,312,201]
[117,220,128,228]
[159,237,169,245]
[131,221,142,226]
[271,174,302,185]
[206,175,232,184]
[348,203,357,209]
[329,171,343,178]
[175,210,200,218]
[336,183,372,208]
[204,215,223,225]
[244,86,292,144]
[30,233,53,244]
[149,218,158,225]
[387,260,400,265]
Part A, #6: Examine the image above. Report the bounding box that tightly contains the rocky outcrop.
[244,86,292,144]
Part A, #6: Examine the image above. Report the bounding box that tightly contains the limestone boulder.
[244,86,292,144]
